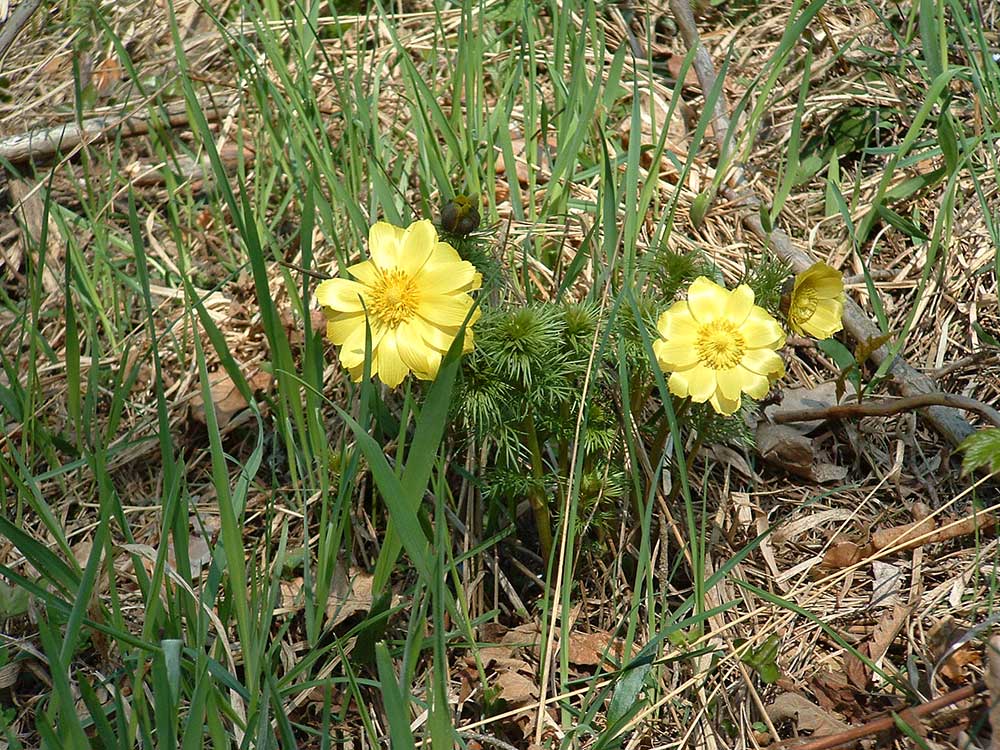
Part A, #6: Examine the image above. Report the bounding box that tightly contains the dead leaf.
[493,670,538,704]
[190,369,272,428]
[706,445,758,480]
[809,671,857,717]
[767,692,851,737]
[167,532,213,577]
[92,57,124,97]
[756,423,848,483]
[9,180,63,293]
[501,621,542,652]
[567,630,615,667]
[871,561,902,607]
[325,567,373,627]
[844,604,910,690]
[930,618,983,684]
[939,643,980,682]
[820,541,866,569]
[618,89,688,177]
[765,381,857,435]
[280,577,304,611]
[495,133,557,185]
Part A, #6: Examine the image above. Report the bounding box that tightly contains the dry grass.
[1,0,999,748]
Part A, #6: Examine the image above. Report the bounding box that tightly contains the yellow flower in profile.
[786,262,845,340]
[653,277,786,416]
[315,219,482,388]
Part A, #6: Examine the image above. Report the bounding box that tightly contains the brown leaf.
[495,135,557,185]
[92,57,124,97]
[844,604,910,690]
[765,381,857,435]
[167,532,213,577]
[939,644,980,682]
[493,670,538,704]
[280,577,305,611]
[567,630,615,667]
[756,423,848,484]
[618,89,688,177]
[870,560,903,607]
[767,692,851,737]
[809,671,857,717]
[325,567,374,627]
[190,369,272,428]
[501,621,542,652]
[820,542,868,568]
[844,646,870,692]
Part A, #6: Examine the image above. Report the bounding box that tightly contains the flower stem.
[522,411,554,560]
[651,398,688,468]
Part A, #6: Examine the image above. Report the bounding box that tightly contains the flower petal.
[338,321,386,369]
[796,263,844,299]
[656,302,699,342]
[801,299,844,339]
[396,321,439,376]
[671,364,716,403]
[316,278,367,312]
[399,220,438,274]
[417,293,475,327]
[374,332,409,388]
[741,307,786,349]
[347,260,380,285]
[724,285,755,326]
[417,262,482,295]
[710,390,741,416]
[368,222,405,269]
[739,366,772,399]
[740,348,785,379]
[325,312,365,345]
[427,241,463,266]
[686,277,729,324]
[715,367,745,403]
[653,338,699,371]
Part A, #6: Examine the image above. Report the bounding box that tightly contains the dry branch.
[0,0,46,69]
[778,682,986,750]
[988,637,1000,750]
[667,0,975,447]
[772,392,1000,429]
[0,100,229,163]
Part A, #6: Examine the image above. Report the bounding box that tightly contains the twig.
[459,731,521,750]
[666,0,976,447]
[930,351,1000,380]
[0,100,228,163]
[0,0,46,70]
[777,681,986,750]
[772,393,1000,429]
[986,637,1000,750]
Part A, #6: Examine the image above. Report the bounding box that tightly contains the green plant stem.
[650,398,688,468]
[522,411,554,560]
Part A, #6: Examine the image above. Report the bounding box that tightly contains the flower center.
[369,269,420,329]
[696,320,745,370]
[791,288,818,325]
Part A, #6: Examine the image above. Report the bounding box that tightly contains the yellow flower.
[786,262,845,339]
[653,277,786,415]
[315,219,482,388]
